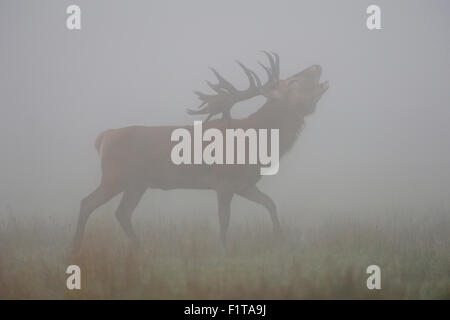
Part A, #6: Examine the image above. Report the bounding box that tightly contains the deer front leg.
[236,186,281,235]
[216,189,234,245]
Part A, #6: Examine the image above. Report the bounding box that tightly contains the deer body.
[72,55,328,252]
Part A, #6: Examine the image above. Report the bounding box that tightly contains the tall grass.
[0,207,449,299]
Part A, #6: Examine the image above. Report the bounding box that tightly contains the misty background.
[1,0,449,224]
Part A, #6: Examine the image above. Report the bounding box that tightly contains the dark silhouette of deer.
[72,52,329,253]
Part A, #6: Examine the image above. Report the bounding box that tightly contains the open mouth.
[319,81,329,92]
[313,65,328,94]
[289,65,329,97]
[307,65,328,93]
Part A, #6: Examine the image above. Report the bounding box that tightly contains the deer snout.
[310,65,321,73]
[306,65,322,82]
[289,64,322,81]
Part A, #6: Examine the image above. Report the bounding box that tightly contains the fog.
[1,0,450,220]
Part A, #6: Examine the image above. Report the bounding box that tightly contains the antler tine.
[209,67,238,94]
[270,51,280,79]
[236,60,257,90]
[206,80,230,94]
[206,80,218,93]
[258,61,273,84]
[194,90,227,101]
[249,70,262,88]
[193,90,210,100]
[262,51,278,80]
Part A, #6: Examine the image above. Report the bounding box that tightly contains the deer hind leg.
[216,190,234,245]
[114,187,145,248]
[72,180,122,253]
[236,186,281,235]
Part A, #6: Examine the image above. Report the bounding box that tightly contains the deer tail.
[94,131,108,157]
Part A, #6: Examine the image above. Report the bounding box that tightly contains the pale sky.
[1,0,449,217]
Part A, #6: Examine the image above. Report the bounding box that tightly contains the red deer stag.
[72,53,329,253]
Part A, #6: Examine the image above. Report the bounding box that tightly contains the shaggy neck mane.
[245,99,306,157]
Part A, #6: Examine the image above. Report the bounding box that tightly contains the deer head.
[262,63,329,117]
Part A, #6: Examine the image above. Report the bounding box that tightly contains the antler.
[186,51,280,122]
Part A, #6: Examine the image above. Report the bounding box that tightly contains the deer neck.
[246,99,306,157]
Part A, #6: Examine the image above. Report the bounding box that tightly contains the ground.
[0,206,449,299]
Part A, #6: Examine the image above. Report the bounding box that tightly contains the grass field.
[0,206,449,299]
